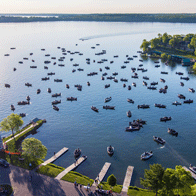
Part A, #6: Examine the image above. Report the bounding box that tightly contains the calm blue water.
[0,22,196,186]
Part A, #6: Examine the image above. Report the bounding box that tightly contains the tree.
[175,166,194,196]
[140,163,165,196]
[150,38,161,48]
[161,168,177,196]
[140,39,150,51]
[0,113,23,137]
[162,33,169,45]
[161,53,168,60]
[107,174,117,186]
[22,138,47,161]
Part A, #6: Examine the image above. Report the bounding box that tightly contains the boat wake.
[79,31,152,41]
[166,143,189,166]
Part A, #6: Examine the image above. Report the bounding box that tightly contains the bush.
[161,53,167,59]
[107,174,117,186]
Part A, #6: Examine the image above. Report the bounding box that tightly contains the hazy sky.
[0,0,196,14]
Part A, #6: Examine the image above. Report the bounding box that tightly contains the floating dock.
[92,162,111,186]
[42,147,69,166]
[122,166,134,193]
[183,166,196,180]
[55,156,87,180]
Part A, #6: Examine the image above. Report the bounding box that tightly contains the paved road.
[0,165,122,196]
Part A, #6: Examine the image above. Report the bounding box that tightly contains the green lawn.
[61,171,94,186]
[36,163,64,177]
[127,186,155,196]
[98,181,122,193]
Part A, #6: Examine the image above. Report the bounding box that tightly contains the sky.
[0,0,196,14]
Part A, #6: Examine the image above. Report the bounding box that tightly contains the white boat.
[141,151,153,160]
[153,136,165,144]
[105,97,112,103]
[127,110,132,117]
[172,101,182,106]
[189,164,196,174]
[107,145,114,155]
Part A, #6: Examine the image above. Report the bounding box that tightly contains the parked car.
[0,159,9,167]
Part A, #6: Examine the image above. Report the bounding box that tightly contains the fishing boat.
[141,151,153,160]
[137,104,150,109]
[172,101,182,106]
[74,148,81,157]
[26,95,30,101]
[107,145,114,155]
[47,88,51,93]
[127,110,132,117]
[53,105,59,111]
[183,99,193,104]
[105,97,112,103]
[103,105,115,110]
[125,126,140,132]
[91,106,98,112]
[37,89,41,94]
[168,128,178,136]
[52,100,61,105]
[67,97,77,101]
[154,104,166,108]
[127,98,134,104]
[160,116,172,122]
[153,136,166,144]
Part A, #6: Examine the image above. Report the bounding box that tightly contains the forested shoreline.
[1,14,196,23]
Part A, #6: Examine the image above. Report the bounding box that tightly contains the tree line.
[140,33,196,57]
[1,14,196,23]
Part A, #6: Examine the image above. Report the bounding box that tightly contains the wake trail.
[79,31,152,40]
[166,142,189,167]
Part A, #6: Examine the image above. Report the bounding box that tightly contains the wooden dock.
[92,162,111,186]
[42,147,69,166]
[55,156,87,180]
[122,166,134,193]
[183,166,196,180]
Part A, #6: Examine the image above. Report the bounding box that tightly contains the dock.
[92,162,111,186]
[42,147,69,166]
[121,166,134,193]
[183,166,196,180]
[55,156,87,180]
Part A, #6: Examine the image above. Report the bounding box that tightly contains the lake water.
[0,21,196,186]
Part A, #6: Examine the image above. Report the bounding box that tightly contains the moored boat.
[189,164,196,174]
[37,89,41,94]
[188,88,195,93]
[10,105,15,111]
[26,95,30,101]
[172,101,182,106]
[47,88,51,93]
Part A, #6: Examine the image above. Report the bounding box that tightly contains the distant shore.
[1,13,196,23]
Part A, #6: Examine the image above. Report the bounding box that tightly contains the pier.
[183,166,196,180]
[55,156,87,180]
[121,166,134,193]
[42,147,69,166]
[92,162,111,186]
